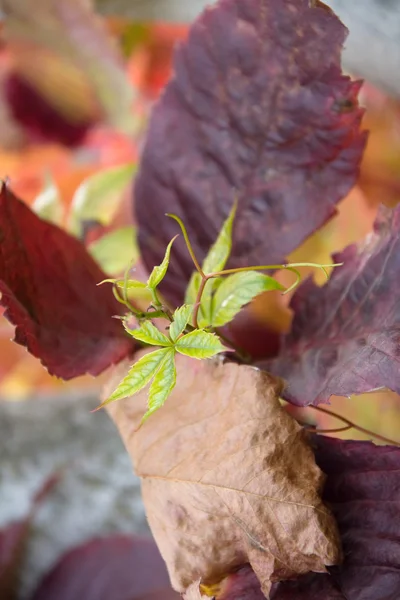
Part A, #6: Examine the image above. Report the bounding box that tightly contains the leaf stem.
[211,262,342,278]
[193,275,209,328]
[166,213,205,277]
[309,425,353,434]
[310,405,400,447]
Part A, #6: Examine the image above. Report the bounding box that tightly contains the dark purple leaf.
[135,0,366,305]
[219,436,400,599]
[0,184,134,379]
[262,204,400,406]
[217,565,264,599]
[30,535,180,600]
[0,475,60,600]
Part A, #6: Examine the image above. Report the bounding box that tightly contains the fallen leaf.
[106,353,341,597]
[0,184,134,379]
[30,535,180,600]
[135,0,366,306]
[262,204,400,406]
[0,474,60,600]
[217,436,400,599]
[183,581,209,599]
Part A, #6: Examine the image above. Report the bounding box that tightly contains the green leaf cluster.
[185,202,284,327]
[99,306,226,423]
[99,198,339,427]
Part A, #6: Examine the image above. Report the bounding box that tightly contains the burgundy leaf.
[30,535,180,600]
[273,436,400,599]
[218,565,264,599]
[5,75,93,148]
[262,204,400,406]
[0,184,133,379]
[135,0,366,305]
[219,437,400,599]
[0,475,60,600]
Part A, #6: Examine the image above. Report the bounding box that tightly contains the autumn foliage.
[0,0,400,599]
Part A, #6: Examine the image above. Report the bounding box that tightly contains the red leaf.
[5,75,93,147]
[135,0,366,305]
[0,184,133,379]
[219,437,400,599]
[29,535,180,600]
[0,475,60,600]
[262,204,400,406]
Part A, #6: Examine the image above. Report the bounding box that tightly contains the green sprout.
[98,202,342,425]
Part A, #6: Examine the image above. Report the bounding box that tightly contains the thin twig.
[310,405,400,447]
[309,425,353,434]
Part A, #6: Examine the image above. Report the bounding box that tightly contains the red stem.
[310,405,400,447]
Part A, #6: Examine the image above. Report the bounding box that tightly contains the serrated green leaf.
[98,348,170,408]
[141,348,176,423]
[102,278,152,302]
[147,235,178,290]
[89,226,138,275]
[124,321,171,347]
[175,330,226,359]
[68,163,136,236]
[169,305,193,341]
[32,175,64,225]
[202,201,236,275]
[197,278,221,328]
[210,271,284,328]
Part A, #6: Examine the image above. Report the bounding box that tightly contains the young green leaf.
[175,330,227,359]
[202,201,236,274]
[120,280,148,291]
[147,235,178,290]
[99,278,147,290]
[32,175,64,226]
[210,271,284,328]
[141,348,176,423]
[123,321,172,347]
[97,347,170,408]
[169,305,193,341]
[197,278,224,328]
[89,226,138,276]
[68,163,136,237]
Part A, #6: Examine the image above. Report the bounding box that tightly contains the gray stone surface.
[0,392,148,599]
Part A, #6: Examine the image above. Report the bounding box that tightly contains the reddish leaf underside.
[262,204,400,406]
[218,436,400,600]
[135,0,366,305]
[29,535,180,600]
[0,185,133,379]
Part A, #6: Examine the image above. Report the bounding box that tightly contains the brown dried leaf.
[183,581,209,600]
[106,353,341,597]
